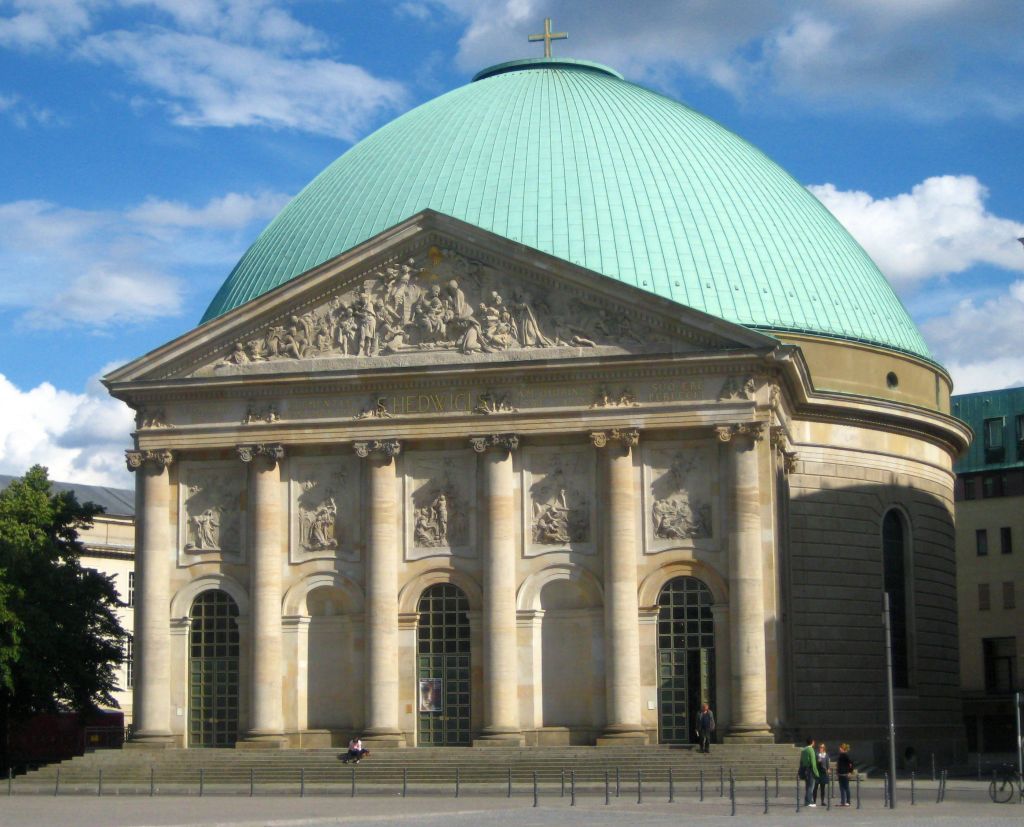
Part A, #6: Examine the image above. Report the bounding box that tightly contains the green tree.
[0,466,127,768]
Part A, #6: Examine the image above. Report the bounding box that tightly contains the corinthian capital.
[590,429,639,453]
[470,433,520,454]
[715,422,765,443]
[353,439,402,459]
[236,443,285,465]
[125,448,174,472]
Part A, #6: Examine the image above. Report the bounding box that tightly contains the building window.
[983,637,1017,694]
[127,571,134,608]
[1001,527,1013,555]
[126,635,133,689]
[984,417,1005,462]
[882,510,910,688]
[977,529,988,556]
[982,474,1005,498]
[1004,582,1016,610]
[979,583,991,611]
[963,477,976,500]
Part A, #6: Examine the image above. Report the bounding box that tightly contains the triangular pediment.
[106,211,777,385]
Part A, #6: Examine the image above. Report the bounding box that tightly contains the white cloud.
[0,0,100,50]
[0,368,135,487]
[0,91,56,127]
[80,28,407,139]
[809,176,1024,289]
[0,190,288,328]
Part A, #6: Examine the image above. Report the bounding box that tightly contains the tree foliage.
[0,466,126,722]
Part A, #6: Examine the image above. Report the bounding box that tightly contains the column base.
[236,734,287,749]
[124,733,176,750]
[473,729,525,747]
[361,730,406,749]
[596,726,648,746]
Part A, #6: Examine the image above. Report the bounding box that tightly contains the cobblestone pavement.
[0,783,1021,827]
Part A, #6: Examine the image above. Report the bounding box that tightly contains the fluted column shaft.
[129,451,174,744]
[361,442,404,744]
[721,425,771,737]
[475,436,521,743]
[594,431,644,741]
[243,446,285,741]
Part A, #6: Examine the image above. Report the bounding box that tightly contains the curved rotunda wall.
[202,58,930,364]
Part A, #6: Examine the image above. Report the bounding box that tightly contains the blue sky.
[1,0,1022,485]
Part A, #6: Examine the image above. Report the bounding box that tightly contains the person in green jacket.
[800,737,820,806]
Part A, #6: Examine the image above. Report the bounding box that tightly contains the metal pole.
[669,767,674,803]
[98,768,102,797]
[826,770,831,810]
[910,771,914,805]
[935,769,942,803]
[764,776,768,814]
[883,772,889,807]
[775,766,779,798]
[199,767,204,797]
[455,767,460,798]
[931,752,936,782]
[571,770,576,806]
[729,775,735,816]
[533,771,538,808]
[637,768,642,804]
[351,766,355,797]
[7,767,11,797]
[507,766,511,798]
[856,772,861,809]
[54,768,59,796]
[150,766,154,797]
[404,767,408,798]
[605,770,610,805]
[699,768,704,802]
[882,592,898,809]
[250,767,254,797]
[561,768,565,798]
[719,765,724,797]
[942,769,947,802]
[796,779,800,812]
[616,767,620,797]
[300,767,305,798]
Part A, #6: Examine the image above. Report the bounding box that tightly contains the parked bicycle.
[988,763,1022,804]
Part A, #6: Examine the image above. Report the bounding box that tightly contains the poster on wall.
[418,678,443,712]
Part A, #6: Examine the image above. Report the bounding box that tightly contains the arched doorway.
[417,583,471,746]
[657,577,715,744]
[189,589,240,747]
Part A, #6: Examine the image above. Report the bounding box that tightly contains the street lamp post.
[883,592,898,809]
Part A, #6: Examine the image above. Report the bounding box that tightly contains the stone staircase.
[17,744,801,795]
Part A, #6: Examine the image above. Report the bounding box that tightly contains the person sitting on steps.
[343,736,369,764]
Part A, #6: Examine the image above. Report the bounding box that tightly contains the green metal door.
[188,590,240,748]
[416,584,471,746]
[657,577,715,744]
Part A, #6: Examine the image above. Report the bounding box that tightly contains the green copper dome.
[202,58,929,358]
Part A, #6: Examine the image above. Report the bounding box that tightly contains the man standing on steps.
[695,703,716,754]
[799,737,820,806]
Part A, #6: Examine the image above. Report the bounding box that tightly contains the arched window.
[882,510,910,688]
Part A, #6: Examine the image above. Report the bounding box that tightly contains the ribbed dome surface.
[202,58,928,358]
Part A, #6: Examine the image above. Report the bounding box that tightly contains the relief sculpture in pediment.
[208,247,659,373]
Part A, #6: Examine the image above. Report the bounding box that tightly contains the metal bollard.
[199,768,204,797]
[351,766,355,798]
[796,779,800,812]
[455,767,460,798]
[729,775,735,816]
[719,765,724,797]
[561,768,565,798]
[826,771,831,811]
[831,766,835,799]
[605,770,610,805]
[571,770,576,806]
[150,766,155,798]
[507,766,511,799]
[250,768,254,797]
[942,769,947,803]
[98,768,103,797]
[616,767,621,798]
[404,767,408,798]
[300,767,305,798]
[775,766,779,798]
[856,772,861,809]
[910,772,915,805]
[764,776,768,814]
[637,769,642,804]
[700,768,704,802]
[533,771,538,808]
[935,770,942,804]
[55,768,60,797]
[7,767,12,797]
[669,767,674,803]
[883,772,889,807]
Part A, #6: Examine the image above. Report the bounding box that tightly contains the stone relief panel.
[289,456,360,563]
[403,451,475,561]
[642,442,718,555]
[177,461,244,565]
[523,447,595,556]
[196,246,670,376]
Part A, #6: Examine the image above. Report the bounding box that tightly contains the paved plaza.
[1,782,1021,827]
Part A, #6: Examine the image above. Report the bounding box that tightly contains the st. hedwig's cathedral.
[105,45,970,763]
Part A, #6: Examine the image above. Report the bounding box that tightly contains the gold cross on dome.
[528,17,567,58]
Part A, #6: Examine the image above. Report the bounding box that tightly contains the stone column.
[592,429,646,744]
[355,439,405,747]
[471,434,523,745]
[716,423,772,740]
[237,443,286,747]
[125,449,175,747]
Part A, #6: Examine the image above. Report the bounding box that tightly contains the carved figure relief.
[644,444,715,553]
[590,386,639,408]
[204,246,662,375]
[355,396,393,419]
[474,391,516,414]
[243,403,279,424]
[179,464,242,559]
[405,452,474,559]
[719,375,756,401]
[524,448,594,554]
[290,458,360,563]
[136,408,170,429]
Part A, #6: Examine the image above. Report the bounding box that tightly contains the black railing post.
[561,768,565,797]
[856,772,861,809]
[54,768,60,797]
[775,766,779,798]
[533,771,538,808]
[910,771,915,805]
[605,770,610,805]
[616,767,621,798]
[796,778,800,812]
[571,770,576,806]
[98,768,102,797]
[150,766,154,797]
[455,767,460,798]
[699,768,704,801]
[764,776,768,814]
[300,767,305,798]
[507,766,511,798]
[7,767,12,797]
[883,772,889,807]
[250,767,254,797]
[199,768,204,797]
[729,774,735,816]
[351,766,355,798]
[719,765,724,797]
[637,768,642,805]
[404,767,408,798]
[668,767,674,803]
